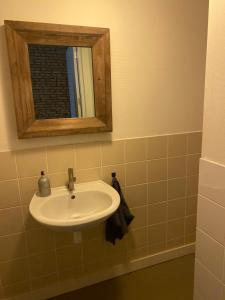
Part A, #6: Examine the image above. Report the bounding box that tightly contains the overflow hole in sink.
[71,195,75,199]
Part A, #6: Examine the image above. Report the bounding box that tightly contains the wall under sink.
[0,0,208,299]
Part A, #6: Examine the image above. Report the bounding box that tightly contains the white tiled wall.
[194,159,225,300]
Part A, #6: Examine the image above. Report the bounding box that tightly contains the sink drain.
[71,195,75,199]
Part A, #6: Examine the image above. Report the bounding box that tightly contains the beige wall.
[0,0,208,151]
[201,0,225,165]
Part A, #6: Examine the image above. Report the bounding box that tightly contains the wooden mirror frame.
[4,20,112,138]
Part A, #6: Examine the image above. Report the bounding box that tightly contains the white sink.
[29,180,120,231]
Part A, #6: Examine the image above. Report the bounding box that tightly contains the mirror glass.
[28,44,95,120]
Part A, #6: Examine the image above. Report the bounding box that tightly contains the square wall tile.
[168,198,185,220]
[102,141,124,166]
[187,132,202,154]
[26,228,54,255]
[186,195,198,215]
[31,273,58,291]
[83,239,105,265]
[148,223,166,245]
[0,258,29,285]
[19,177,38,204]
[148,181,167,204]
[147,136,167,159]
[48,173,67,188]
[194,260,223,300]
[187,154,200,176]
[166,237,184,249]
[76,143,101,169]
[104,240,127,265]
[82,224,105,241]
[102,164,125,186]
[148,159,167,182]
[125,138,146,162]
[84,260,108,274]
[58,266,83,283]
[127,227,147,249]
[0,152,17,181]
[196,230,224,280]
[168,134,187,157]
[16,148,47,178]
[22,205,42,230]
[0,180,20,209]
[185,233,196,244]
[168,156,186,179]
[167,218,185,240]
[185,215,197,236]
[126,161,147,186]
[128,247,148,261]
[56,245,82,271]
[130,206,147,229]
[29,251,57,278]
[168,178,186,200]
[199,159,225,208]
[222,262,225,285]
[76,168,101,183]
[187,175,199,196]
[197,196,225,245]
[149,242,166,255]
[54,231,74,248]
[47,145,74,173]
[148,202,167,225]
[1,281,30,299]
[0,233,27,262]
[126,184,147,207]
[221,287,225,300]
[0,207,24,235]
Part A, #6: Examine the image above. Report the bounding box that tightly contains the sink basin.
[29,180,120,231]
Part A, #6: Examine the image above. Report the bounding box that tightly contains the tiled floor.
[50,254,195,300]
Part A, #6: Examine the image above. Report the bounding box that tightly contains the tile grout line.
[52,232,61,288]
[74,144,86,277]
[14,151,33,294]
[45,146,49,174]
[0,130,202,153]
[184,135,189,244]
[123,140,130,257]
[100,142,103,180]
[0,155,201,182]
[73,144,77,174]
[0,157,200,184]
[165,136,169,249]
[145,138,149,252]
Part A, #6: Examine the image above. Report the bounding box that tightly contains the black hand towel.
[105,172,134,245]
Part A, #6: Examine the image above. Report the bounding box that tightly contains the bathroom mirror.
[4,20,112,138]
[28,44,95,119]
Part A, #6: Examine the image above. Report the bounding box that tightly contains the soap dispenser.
[38,171,51,197]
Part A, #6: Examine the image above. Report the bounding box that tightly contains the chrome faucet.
[68,168,76,192]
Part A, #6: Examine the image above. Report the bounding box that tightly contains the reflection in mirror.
[28,44,95,120]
